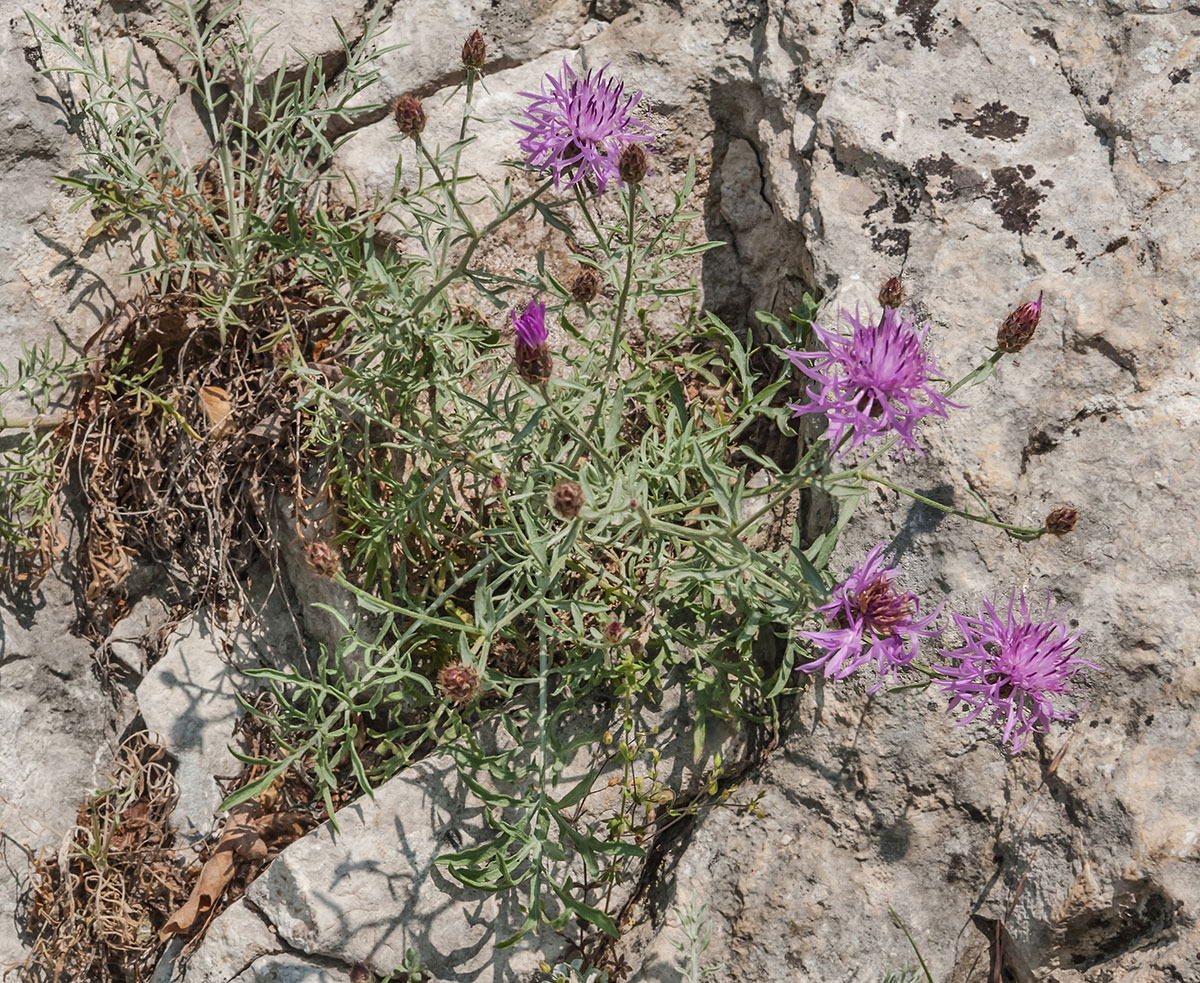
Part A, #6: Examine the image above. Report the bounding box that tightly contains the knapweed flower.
[1045,506,1079,536]
[305,541,340,578]
[568,267,602,304]
[996,291,1043,353]
[438,661,482,706]
[618,143,649,185]
[392,95,427,138]
[798,543,942,690]
[512,300,551,384]
[786,307,962,458]
[878,276,905,310]
[513,60,657,193]
[934,590,1097,753]
[461,30,486,70]
[549,480,585,519]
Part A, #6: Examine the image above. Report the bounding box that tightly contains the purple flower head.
[514,60,658,193]
[934,590,1098,753]
[785,307,964,459]
[798,543,943,691]
[512,300,548,348]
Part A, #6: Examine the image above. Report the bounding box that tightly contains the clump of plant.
[8,0,1096,969]
[9,1,395,616]
[16,733,185,983]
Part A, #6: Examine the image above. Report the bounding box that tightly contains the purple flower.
[512,300,548,348]
[785,307,963,458]
[513,60,658,193]
[934,590,1097,753]
[798,543,942,690]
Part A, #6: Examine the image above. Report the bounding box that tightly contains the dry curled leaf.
[159,803,309,940]
[198,385,233,436]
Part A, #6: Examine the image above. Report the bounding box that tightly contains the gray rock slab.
[174,684,745,981]
[230,954,355,983]
[161,899,285,983]
[138,613,251,842]
[244,753,553,982]
[137,580,304,842]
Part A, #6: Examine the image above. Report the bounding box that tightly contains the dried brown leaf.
[198,385,233,436]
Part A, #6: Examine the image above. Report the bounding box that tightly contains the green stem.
[536,383,616,478]
[603,187,638,381]
[0,416,64,431]
[581,187,638,448]
[643,515,809,600]
[416,136,477,238]
[457,70,475,148]
[409,178,554,321]
[860,471,1044,539]
[572,183,606,249]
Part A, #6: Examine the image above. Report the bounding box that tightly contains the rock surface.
[2,0,1198,981]
[138,583,304,842]
[0,545,116,965]
[176,686,745,981]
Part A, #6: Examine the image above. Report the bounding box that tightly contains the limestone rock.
[4,0,1200,979]
[0,564,112,966]
[174,685,745,980]
[137,582,304,842]
[365,0,590,109]
[158,899,285,983]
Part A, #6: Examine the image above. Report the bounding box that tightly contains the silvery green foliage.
[670,900,724,982]
[542,959,608,983]
[0,340,89,559]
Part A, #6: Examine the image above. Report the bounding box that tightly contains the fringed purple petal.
[513,60,659,193]
[934,589,1096,754]
[785,306,965,459]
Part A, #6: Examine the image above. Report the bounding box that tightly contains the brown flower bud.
[568,267,602,304]
[1045,506,1079,535]
[271,338,295,365]
[997,291,1044,354]
[878,276,904,310]
[350,964,373,983]
[305,541,340,578]
[602,618,624,641]
[438,661,482,705]
[550,480,585,519]
[618,143,649,185]
[461,30,487,70]
[514,342,552,385]
[392,95,427,138]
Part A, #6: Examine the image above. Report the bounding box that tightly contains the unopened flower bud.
[350,964,373,983]
[461,30,487,70]
[618,143,649,185]
[878,276,904,310]
[392,95,427,138]
[550,480,585,519]
[272,338,295,365]
[568,267,602,304]
[602,618,624,641]
[305,541,340,578]
[438,661,482,705]
[1045,506,1079,535]
[997,291,1044,354]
